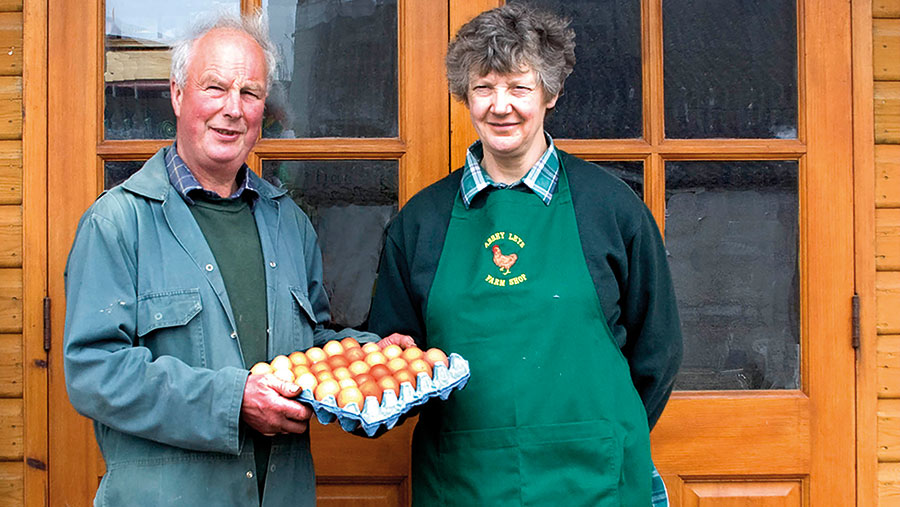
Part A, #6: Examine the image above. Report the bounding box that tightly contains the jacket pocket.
[135,289,204,365]
[136,289,202,336]
[290,287,317,326]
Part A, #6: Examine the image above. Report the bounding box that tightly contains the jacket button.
[270,464,276,472]
[230,332,238,339]
[205,264,214,272]
[246,470,254,479]
[269,261,276,268]
[154,313,162,320]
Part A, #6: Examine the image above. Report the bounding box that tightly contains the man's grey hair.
[170,10,278,93]
[446,2,575,104]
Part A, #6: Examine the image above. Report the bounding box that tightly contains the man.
[63,12,400,506]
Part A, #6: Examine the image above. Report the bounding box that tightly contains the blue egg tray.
[296,353,470,436]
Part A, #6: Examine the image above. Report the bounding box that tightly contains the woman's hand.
[376,332,416,349]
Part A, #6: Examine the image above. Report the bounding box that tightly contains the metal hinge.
[851,293,860,350]
[42,297,51,352]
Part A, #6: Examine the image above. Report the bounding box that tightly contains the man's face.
[171,29,267,177]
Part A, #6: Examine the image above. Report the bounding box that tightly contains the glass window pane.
[263,0,398,139]
[510,0,642,139]
[590,160,643,198]
[104,1,239,140]
[665,161,799,390]
[663,0,798,139]
[262,160,398,327]
[105,160,144,189]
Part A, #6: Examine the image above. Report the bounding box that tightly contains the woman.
[370,4,682,505]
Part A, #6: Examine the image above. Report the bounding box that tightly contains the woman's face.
[467,68,558,166]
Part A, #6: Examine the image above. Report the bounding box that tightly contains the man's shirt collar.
[165,143,259,205]
[459,133,560,208]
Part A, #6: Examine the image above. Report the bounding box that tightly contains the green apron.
[414,167,651,506]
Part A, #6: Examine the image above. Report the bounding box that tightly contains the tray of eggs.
[250,337,469,436]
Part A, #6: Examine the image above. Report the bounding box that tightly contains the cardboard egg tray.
[296,353,469,436]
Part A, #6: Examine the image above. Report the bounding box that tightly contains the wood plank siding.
[0,0,20,504]
[875,1,900,502]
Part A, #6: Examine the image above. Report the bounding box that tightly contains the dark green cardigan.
[368,151,683,428]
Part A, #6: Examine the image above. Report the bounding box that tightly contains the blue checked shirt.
[459,134,560,208]
[164,143,259,206]
[458,136,670,507]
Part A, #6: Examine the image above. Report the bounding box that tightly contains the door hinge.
[851,293,860,350]
[42,297,51,352]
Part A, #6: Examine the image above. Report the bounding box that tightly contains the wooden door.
[47,0,447,505]
[449,1,854,505]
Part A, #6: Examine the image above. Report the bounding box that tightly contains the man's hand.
[241,374,312,436]
[376,332,416,349]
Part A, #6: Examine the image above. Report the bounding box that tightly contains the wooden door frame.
[22,0,48,504]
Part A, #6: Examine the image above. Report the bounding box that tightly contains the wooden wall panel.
[876,145,900,207]
[0,335,20,398]
[880,335,900,398]
[0,269,20,334]
[880,462,900,505]
[0,399,20,460]
[0,141,20,205]
[876,81,900,144]
[0,2,19,13]
[0,206,19,268]
[0,13,20,76]
[875,0,900,18]
[875,19,900,81]
[0,462,21,506]
[877,208,900,269]
[879,399,900,461]
[877,272,900,333]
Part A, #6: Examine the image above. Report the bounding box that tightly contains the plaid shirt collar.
[459,133,560,208]
[165,143,259,205]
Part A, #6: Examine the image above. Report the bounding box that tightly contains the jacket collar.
[122,146,288,202]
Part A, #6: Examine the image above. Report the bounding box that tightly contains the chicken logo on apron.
[482,231,528,287]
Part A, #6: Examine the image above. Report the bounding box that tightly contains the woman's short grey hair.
[170,10,278,93]
[446,3,576,104]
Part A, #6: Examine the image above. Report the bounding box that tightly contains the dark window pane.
[590,160,643,198]
[263,0,398,138]
[663,0,798,139]
[104,2,239,140]
[105,160,144,190]
[665,161,799,390]
[262,160,398,328]
[511,0,642,139]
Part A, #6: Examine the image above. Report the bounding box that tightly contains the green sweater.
[369,151,683,428]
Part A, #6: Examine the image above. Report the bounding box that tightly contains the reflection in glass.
[105,160,144,190]
[663,0,798,138]
[510,0,642,139]
[591,161,643,198]
[104,1,240,139]
[263,160,398,327]
[263,0,398,138]
[665,161,799,390]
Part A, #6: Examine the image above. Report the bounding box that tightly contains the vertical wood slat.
[0,269,20,334]
[879,335,900,398]
[0,206,20,268]
[874,19,900,81]
[0,462,22,507]
[876,145,900,207]
[876,81,900,144]
[0,141,20,205]
[0,335,20,398]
